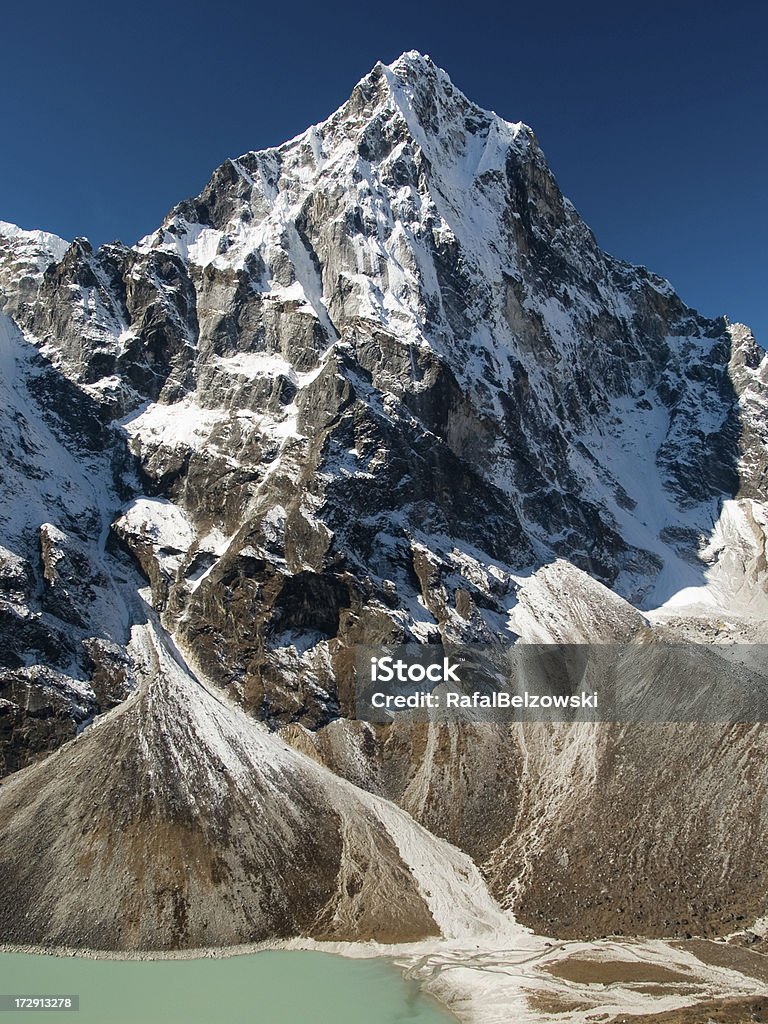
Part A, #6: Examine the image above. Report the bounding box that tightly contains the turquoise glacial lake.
[0,950,454,1023]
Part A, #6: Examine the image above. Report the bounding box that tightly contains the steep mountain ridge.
[1,52,768,954]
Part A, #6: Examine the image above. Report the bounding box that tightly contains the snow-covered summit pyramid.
[3,50,767,687]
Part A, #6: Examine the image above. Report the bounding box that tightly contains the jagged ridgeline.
[1,51,768,949]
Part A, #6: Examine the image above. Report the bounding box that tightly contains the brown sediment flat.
[676,939,768,983]
[525,989,595,1014]
[608,995,768,1023]
[629,985,702,997]
[540,957,695,985]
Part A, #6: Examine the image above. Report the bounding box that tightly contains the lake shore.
[2,933,767,1024]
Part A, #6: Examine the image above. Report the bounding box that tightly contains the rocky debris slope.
[297,563,768,939]
[0,52,767,947]
[485,566,768,938]
[0,618,525,950]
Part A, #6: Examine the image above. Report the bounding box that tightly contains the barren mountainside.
[1,52,768,952]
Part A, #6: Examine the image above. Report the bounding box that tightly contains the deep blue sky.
[2,0,765,341]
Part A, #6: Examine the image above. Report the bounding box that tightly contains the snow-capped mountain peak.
[6,54,766,621]
[2,51,768,968]
[0,220,70,318]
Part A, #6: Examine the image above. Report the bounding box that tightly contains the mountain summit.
[1,54,767,959]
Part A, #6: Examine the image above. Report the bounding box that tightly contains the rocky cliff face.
[0,52,767,949]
